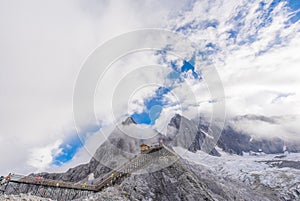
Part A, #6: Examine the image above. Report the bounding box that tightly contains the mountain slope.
[3,114,300,200]
[175,147,300,200]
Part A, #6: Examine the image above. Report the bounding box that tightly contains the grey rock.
[3,115,299,200]
[74,158,276,201]
[167,114,220,156]
[218,125,300,155]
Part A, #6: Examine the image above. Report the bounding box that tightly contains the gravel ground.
[0,194,54,201]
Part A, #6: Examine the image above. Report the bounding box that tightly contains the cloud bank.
[0,0,299,174]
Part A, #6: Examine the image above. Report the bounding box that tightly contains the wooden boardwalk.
[1,145,178,194]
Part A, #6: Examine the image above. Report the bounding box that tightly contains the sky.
[0,0,299,175]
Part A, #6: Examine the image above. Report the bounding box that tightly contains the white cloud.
[0,0,299,175]
[163,0,300,140]
[0,0,189,174]
[27,140,62,172]
[94,51,169,126]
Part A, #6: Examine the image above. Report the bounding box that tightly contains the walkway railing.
[0,145,178,195]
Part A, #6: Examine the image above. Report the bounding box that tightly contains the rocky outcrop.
[0,194,55,201]
[167,113,300,156]
[121,116,137,125]
[167,114,220,156]
[74,158,275,201]
[3,120,166,200]
[218,125,300,155]
[3,114,299,200]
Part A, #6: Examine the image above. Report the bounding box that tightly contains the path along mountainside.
[2,115,300,200]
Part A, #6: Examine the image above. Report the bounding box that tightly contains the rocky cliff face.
[93,119,165,170]
[119,159,276,201]
[3,114,299,200]
[3,118,166,200]
[168,114,300,155]
[70,158,275,201]
[218,125,300,155]
[167,114,221,156]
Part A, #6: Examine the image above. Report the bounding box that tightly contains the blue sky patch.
[131,87,170,125]
[181,60,199,79]
[227,29,238,40]
[53,134,83,166]
[203,20,219,29]
[287,0,300,23]
[52,0,300,167]
[131,58,200,125]
[52,124,101,166]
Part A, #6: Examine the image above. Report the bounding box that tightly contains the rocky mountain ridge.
[3,114,300,200]
[170,114,300,155]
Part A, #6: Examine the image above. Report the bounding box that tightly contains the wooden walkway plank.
[1,145,177,195]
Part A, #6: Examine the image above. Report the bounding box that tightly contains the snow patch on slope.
[174,147,300,199]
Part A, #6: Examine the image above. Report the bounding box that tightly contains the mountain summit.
[121,116,137,125]
[3,114,300,200]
